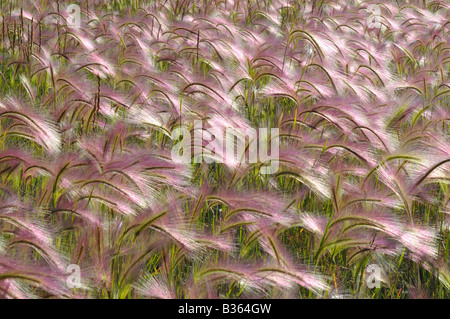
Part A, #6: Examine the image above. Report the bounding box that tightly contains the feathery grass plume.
[0,0,448,299]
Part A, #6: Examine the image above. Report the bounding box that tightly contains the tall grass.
[0,0,448,299]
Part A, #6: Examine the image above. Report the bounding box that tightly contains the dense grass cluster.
[0,0,449,299]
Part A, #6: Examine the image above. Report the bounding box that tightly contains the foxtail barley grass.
[0,0,448,299]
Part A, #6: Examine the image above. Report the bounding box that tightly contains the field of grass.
[0,0,449,299]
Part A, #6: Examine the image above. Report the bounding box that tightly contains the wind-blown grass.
[0,0,448,299]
